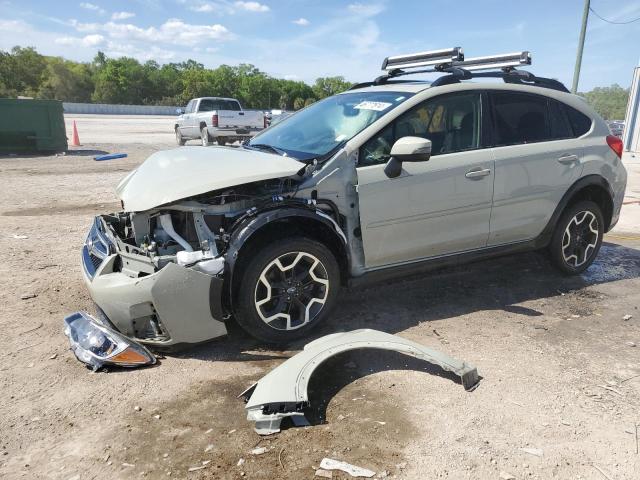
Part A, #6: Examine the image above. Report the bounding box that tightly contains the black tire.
[549,200,604,275]
[200,127,210,146]
[175,128,186,146]
[234,237,340,344]
[217,138,226,146]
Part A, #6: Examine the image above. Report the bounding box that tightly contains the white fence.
[62,102,180,115]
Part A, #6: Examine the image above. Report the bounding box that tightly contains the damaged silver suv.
[81,49,627,346]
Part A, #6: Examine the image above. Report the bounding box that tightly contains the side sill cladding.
[240,329,480,435]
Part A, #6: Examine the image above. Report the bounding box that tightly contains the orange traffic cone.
[70,121,81,147]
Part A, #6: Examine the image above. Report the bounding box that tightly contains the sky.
[0,0,639,91]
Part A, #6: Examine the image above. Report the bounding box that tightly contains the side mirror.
[384,137,432,178]
[176,108,184,115]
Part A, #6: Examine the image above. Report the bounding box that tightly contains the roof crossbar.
[349,49,569,93]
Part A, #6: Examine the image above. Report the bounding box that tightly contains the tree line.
[0,46,632,118]
[0,46,352,110]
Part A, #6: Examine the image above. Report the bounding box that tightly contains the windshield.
[248,91,414,161]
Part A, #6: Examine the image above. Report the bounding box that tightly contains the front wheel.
[175,128,186,146]
[216,138,226,146]
[549,200,604,275]
[234,237,340,343]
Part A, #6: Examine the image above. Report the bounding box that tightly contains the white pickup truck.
[175,97,266,146]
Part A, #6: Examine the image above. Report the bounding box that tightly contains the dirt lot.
[1,140,640,480]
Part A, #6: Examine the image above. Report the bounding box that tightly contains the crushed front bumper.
[81,217,228,348]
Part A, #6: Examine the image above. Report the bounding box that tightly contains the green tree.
[92,57,150,104]
[304,97,315,107]
[293,97,305,110]
[38,58,94,102]
[580,84,629,120]
[312,76,352,99]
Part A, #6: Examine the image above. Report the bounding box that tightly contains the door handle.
[558,154,579,164]
[465,168,491,179]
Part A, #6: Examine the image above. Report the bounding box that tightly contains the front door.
[356,91,495,269]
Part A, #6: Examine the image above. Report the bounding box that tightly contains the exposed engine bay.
[102,177,339,278]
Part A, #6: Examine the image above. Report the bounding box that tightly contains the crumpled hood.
[116,146,304,212]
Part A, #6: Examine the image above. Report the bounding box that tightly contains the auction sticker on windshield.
[354,101,393,111]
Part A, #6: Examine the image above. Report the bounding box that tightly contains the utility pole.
[572,0,591,93]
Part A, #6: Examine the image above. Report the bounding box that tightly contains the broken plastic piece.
[94,153,128,161]
[319,458,375,478]
[63,311,156,370]
[240,329,479,435]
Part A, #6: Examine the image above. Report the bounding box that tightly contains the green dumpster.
[0,99,67,153]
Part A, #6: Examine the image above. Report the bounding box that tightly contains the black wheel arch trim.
[536,174,614,248]
[222,206,349,308]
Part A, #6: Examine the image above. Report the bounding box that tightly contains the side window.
[549,99,573,140]
[359,92,481,167]
[491,92,549,146]
[199,99,214,112]
[564,105,592,137]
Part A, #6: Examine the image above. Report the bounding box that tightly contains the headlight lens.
[63,311,156,370]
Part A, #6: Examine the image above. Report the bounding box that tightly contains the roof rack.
[349,48,569,93]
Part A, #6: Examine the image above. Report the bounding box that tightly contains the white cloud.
[82,33,105,46]
[79,2,105,15]
[347,2,384,17]
[292,18,310,26]
[111,11,135,21]
[68,18,233,46]
[55,34,105,47]
[192,3,215,12]
[234,1,269,12]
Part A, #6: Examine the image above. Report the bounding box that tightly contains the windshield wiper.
[245,143,287,156]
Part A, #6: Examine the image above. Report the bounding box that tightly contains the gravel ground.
[1,140,640,480]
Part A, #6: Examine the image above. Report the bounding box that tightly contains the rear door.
[356,91,495,268]
[487,91,585,245]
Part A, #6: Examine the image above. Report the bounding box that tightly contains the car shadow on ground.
[181,241,640,362]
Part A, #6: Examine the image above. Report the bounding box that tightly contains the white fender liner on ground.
[239,329,480,435]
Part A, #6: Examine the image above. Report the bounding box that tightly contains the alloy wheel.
[254,251,329,331]
[561,210,599,268]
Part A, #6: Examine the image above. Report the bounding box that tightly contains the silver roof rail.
[381,47,463,71]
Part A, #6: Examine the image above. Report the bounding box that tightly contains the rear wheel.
[216,138,226,146]
[234,237,340,343]
[175,128,186,146]
[549,200,604,275]
[200,127,210,146]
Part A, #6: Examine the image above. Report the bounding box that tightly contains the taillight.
[606,135,623,159]
[211,114,218,127]
[263,115,268,129]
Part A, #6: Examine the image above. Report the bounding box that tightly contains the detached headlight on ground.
[63,311,156,370]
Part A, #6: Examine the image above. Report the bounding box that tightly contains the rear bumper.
[81,218,227,347]
[207,127,262,138]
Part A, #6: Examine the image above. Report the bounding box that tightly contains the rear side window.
[564,105,592,137]
[491,92,549,146]
[549,99,573,140]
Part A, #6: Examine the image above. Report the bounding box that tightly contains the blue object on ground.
[94,153,128,161]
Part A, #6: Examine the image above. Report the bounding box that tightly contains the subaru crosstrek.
[79,49,627,346]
